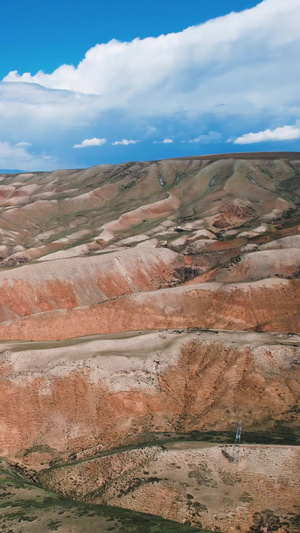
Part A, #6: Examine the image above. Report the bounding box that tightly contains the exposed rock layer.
[0,330,299,465]
[0,154,300,340]
[0,278,299,341]
[1,154,300,533]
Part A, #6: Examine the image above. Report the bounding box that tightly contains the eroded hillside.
[0,459,202,532]
[0,153,299,532]
[1,329,299,465]
[0,155,300,339]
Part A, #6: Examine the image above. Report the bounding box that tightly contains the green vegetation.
[0,459,210,532]
[46,426,299,470]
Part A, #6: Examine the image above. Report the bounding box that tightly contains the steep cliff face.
[0,154,299,533]
[0,330,298,466]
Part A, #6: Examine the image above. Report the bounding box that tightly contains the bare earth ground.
[0,153,299,532]
[38,443,300,533]
[0,459,204,532]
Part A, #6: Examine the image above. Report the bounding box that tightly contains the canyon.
[0,153,299,532]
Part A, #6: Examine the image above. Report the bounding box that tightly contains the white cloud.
[0,141,53,170]
[73,137,107,148]
[147,126,158,135]
[0,0,299,167]
[15,141,31,148]
[111,139,138,146]
[3,0,300,120]
[0,141,32,161]
[189,131,222,143]
[0,82,103,143]
[233,125,300,144]
[153,138,174,144]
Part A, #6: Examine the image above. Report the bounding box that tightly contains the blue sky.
[1,0,299,170]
